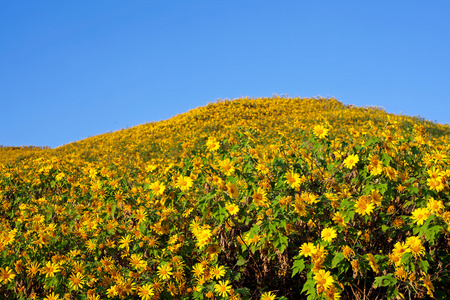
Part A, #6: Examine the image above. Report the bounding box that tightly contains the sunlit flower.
[343,154,359,169]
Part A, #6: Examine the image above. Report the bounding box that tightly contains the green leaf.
[236,259,246,266]
[418,259,430,273]
[331,252,345,268]
[373,274,397,288]
[292,259,305,277]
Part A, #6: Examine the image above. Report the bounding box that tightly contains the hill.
[1,97,450,299]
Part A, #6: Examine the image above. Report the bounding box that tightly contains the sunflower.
[214,280,232,297]
[343,154,359,169]
[321,227,337,243]
[313,269,334,294]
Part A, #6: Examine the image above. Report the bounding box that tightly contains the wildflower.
[313,269,334,294]
[405,236,425,258]
[211,265,226,280]
[260,291,276,300]
[427,197,444,214]
[157,263,172,280]
[40,261,60,278]
[313,125,329,139]
[332,212,346,227]
[44,292,61,300]
[394,266,408,280]
[343,154,359,169]
[175,175,193,191]
[354,196,375,216]
[214,280,232,297]
[149,181,165,196]
[253,187,269,208]
[218,158,235,176]
[68,272,85,291]
[299,242,317,257]
[119,234,132,251]
[366,253,379,273]
[285,171,302,189]
[206,137,220,151]
[422,273,434,297]
[342,245,355,261]
[226,182,239,199]
[321,227,337,243]
[225,202,239,215]
[410,207,431,226]
[0,266,16,284]
[192,263,204,278]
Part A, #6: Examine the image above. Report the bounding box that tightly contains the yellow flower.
[260,291,276,300]
[299,242,317,258]
[214,280,232,297]
[354,196,375,216]
[149,180,165,196]
[225,202,239,215]
[313,125,329,139]
[285,171,302,189]
[321,227,337,243]
[427,197,444,214]
[253,187,269,208]
[211,265,226,280]
[421,273,434,297]
[206,137,220,151]
[175,175,193,191]
[313,269,334,294]
[343,154,359,169]
[44,292,61,300]
[68,272,85,291]
[366,253,379,273]
[40,261,60,278]
[157,263,173,280]
[138,284,155,300]
[226,182,239,199]
[0,266,16,284]
[410,207,431,226]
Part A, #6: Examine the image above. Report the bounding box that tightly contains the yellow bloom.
[0,266,16,284]
[225,202,239,215]
[175,175,193,191]
[149,180,165,196]
[214,280,232,297]
[354,196,375,216]
[299,242,317,258]
[313,269,334,294]
[137,283,155,300]
[313,124,329,139]
[206,137,220,151]
[253,187,269,208]
[343,154,359,169]
[157,263,173,280]
[410,207,431,226]
[226,182,239,199]
[422,273,434,297]
[321,227,337,243]
[44,292,61,300]
[68,272,85,291]
[260,291,276,300]
[40,261,60,278]
[285,171,302,189]
[211,265,226,280]
[366,253,379,273]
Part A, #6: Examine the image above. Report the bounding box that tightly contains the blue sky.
[2,1,449,148]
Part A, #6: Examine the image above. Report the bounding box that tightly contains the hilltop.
[1,97,450,299]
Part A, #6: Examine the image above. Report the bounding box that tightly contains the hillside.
[1,97,450,299]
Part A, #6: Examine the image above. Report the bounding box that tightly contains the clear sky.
[2,1,449,148]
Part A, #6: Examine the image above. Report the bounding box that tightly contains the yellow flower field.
[1,97,450,299]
